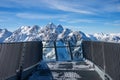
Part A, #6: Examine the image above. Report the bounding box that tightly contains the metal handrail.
[43,45,81,48]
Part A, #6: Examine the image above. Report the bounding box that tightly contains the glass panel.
[43,47,56,61]
[56,41,71,61]
[42,41,56,61]
[68,40,83,61]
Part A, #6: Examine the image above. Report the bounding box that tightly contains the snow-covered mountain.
[1,23,119,43]
[0,23,120,60]
[86,33,120,43]
[0,29,12,42]
[1,23,89,60]
[5,25,41,42]
[4,23,89,42]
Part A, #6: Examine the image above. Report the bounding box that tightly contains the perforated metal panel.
[82,41,93,61]
[23,42,42,68]
[92,42,104,69]
[82,41,120,80]
[0,43,22,79]
[0,41,43,79]
[104,43,120,80]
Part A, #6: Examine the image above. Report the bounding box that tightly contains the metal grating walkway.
[29,61,102,80]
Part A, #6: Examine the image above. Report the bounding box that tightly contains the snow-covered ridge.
[0,29,12,42]
[0,23,120,43]
[3,23,89,42]
[86,33,120,43]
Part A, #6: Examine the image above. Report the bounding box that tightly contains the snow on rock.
[4,23,89,43]
[5,25,41,42]
[86,33,120,43]
[57,28,72,40]
[0,29,12,42]
[55,24,64,34]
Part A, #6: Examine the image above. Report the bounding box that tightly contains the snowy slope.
[86,33,120,43]
[5,25,41,42]
[0,29,12,42]
[1,23,120,43]
[4,23,89,42]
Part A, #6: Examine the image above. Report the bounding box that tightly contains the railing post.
[68,41,73,60]
[102,42,107,80]
[91,41,95,68]
[41,42,43,61]
[54,41,58,61]
[17,66,23,80]
[17,42,26,80]
[102,42,106,72]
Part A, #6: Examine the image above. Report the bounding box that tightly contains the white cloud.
[41,0,120,14]
[41,0,96,15]
[68,19,95,23]
[16,13,67,19]
[0,0,96,14]
[113,20,120,26]
[59,19,96,23]
[64,25,85,31]
[114,20,120,23]
[1,0,120,14]
[105,20,120,26]
[0,19,4,22]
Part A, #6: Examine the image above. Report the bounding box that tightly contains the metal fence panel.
[23,41,42,69]
[82,41,120,80]
[0,43,22,79]
[92,42,104,69]
[0,41,43,79]
[82,41,93,61]
[104,43,120,80]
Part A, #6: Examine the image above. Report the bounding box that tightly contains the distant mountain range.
[0,23,120,60]
[1,23,89,42]
[0,23,120,43]
[86,33,120,43]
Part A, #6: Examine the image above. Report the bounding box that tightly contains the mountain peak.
[46,22,56,29]
[0,28,12,42]
[57,24,62,27]
[48,22,54,25]
[0,28,11,34]
[1,23,120,43]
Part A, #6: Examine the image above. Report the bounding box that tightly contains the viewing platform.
[29,61,102,80]
[0,40,119,80]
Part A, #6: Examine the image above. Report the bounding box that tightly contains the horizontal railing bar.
[43,45,80,48]
[42,39,81,42]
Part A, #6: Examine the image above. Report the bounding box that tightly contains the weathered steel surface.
[104,43,120,80]
[82,41,93,61]
[0,41,43,79]
[23,42,42,69]
[92,42,104,69]
[0,43,22,79]
[82,41,120,80]
[30,61,102,80]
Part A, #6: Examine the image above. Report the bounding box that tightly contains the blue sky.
[0,0,120,33]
